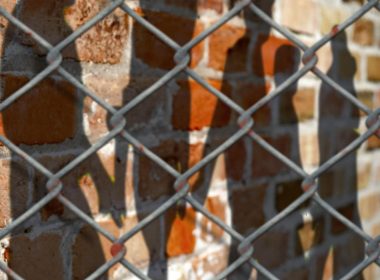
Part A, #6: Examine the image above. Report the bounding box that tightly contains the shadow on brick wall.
[0,1,125,279]
[0,0,367,279]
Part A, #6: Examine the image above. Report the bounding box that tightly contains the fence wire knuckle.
[0,0,379,279]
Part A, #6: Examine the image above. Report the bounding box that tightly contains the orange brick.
[208,24,247,72]
[252,35,297,77]
[166,206,196,257]
[172,79,232,131]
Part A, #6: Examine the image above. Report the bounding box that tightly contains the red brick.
[8,232,64,280]
[72,220,120,279]
[172,79,232,131]
[252,35,297,77]
[134,11,204,69]
[353,19,375,46]
[166,206,196,257]
[230,184,267,234]
[251,133,293,178]
[0,159,30,228]
[208,24,247,72]
[225,139,247,181]
[233,81,271,127]
[0,75,77,145]
[275,180,304,212]
[19,0,129,64]
[254,231,290,269]
[331,203,355,235]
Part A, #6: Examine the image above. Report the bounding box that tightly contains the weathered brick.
[0,159,30,228]
[353,18,374,46]
[172,79,232,131]
[0,0,16,54]
[191,246,229,280]
[8,232,64,280]
[0,75,77,145]
[19,0,129,64]
[134,10,204,69]
[84,74,168,138]
[208,24,247,72]
[367,55,380,82]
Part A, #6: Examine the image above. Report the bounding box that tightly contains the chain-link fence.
[0,0,379,279]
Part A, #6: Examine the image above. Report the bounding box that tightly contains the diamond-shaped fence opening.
[0,0,379,279]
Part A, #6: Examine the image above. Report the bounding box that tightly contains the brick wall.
[0,0,379,279]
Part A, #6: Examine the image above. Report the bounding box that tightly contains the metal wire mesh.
[0,0,379,279]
